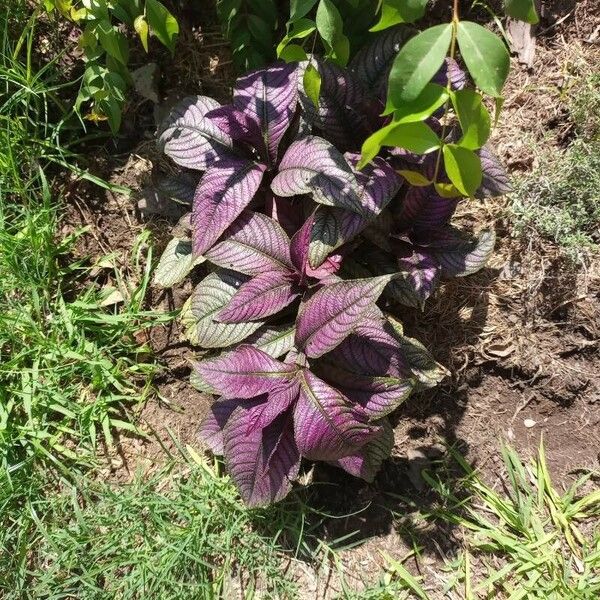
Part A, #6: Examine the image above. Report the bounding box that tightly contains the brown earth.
[58,1,599,595]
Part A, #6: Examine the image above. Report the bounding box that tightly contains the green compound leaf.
[359,121,440,168]
[442,144,482,197]
[386,23,452,106]
[371,0,429,32]
[146,0,179,54]
[316,0,350,66]
[277,17,316,58]
[451,88,491,150]
[457,21,510,98]
[385,82,449,119]
[504,0,539,24]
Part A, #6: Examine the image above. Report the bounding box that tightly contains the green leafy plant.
[277,0,538,199]
[216,0,279,72]
[42,0,179,132]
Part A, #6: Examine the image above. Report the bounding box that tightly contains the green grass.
[511,70,600,262]
[364,442,600,600]
[0,448,301,599]
[0,4,174,472]
[1,5,598,599]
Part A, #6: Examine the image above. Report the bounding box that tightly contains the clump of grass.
[511,70,600,262]
[0,449,299,599]
[0,6,173,471]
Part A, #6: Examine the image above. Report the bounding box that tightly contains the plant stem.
[432,0,461,185]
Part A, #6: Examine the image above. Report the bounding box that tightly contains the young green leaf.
[386,82,449,120]
[457,21,510,97]
[134,15,149,52]
[360,121,440,168]
[386,23,452,106]
[316,0,344,49]
[279,44,308,62]
[371,0,429,32]
[277,17,316,57]
[290,0,319,22]
[303,62,322,107]
[146,0,179,54]
[451,88,491,150]
[504,0,539,24]
[442,144,482,196]
[399,170,431,186]
[96,21,129,65]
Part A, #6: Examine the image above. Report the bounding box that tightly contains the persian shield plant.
[154,13,512,505]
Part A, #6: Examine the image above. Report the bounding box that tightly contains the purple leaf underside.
[192,159,266,256]
[224,409,300,507]
[295,370,381,461]
[159,96,234,170]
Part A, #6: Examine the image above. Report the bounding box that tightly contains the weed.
[511,70,600,262]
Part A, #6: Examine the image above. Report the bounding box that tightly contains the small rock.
[524,418,536,428]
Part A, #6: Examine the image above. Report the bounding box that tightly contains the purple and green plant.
[153,17,511,506]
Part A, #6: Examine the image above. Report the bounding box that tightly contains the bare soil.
[59,1,599,595]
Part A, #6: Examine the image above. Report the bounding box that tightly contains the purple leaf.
[295,275,393,358]
[158,96,235,170]
[224,409,300,506]
[271,136,364,215]
[232,63,299,163]
[199,397,251,454]
[194,345,297,399]
[426,229,496,278]
[350,26,415,97]
[393,242,441,307]
[295,370,381,461]
[299,60,379,150]
[432,57,468,91]
[331,418,394,482]
[334,318,410,378]
[395,186,458,233]
[205,210,294,276]
[317,362,414,420]
[386,321,449,389]
[476,146,511,198]
[290,214,314,275]
[245,325,296,359]
[182,272,264,348]
[205,104,264,149]
[243,383,300,433]
[218,271,301,323]
[308,156,402,267]
[192,159,266,256]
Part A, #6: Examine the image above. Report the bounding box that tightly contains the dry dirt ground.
[60,1,599,595]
